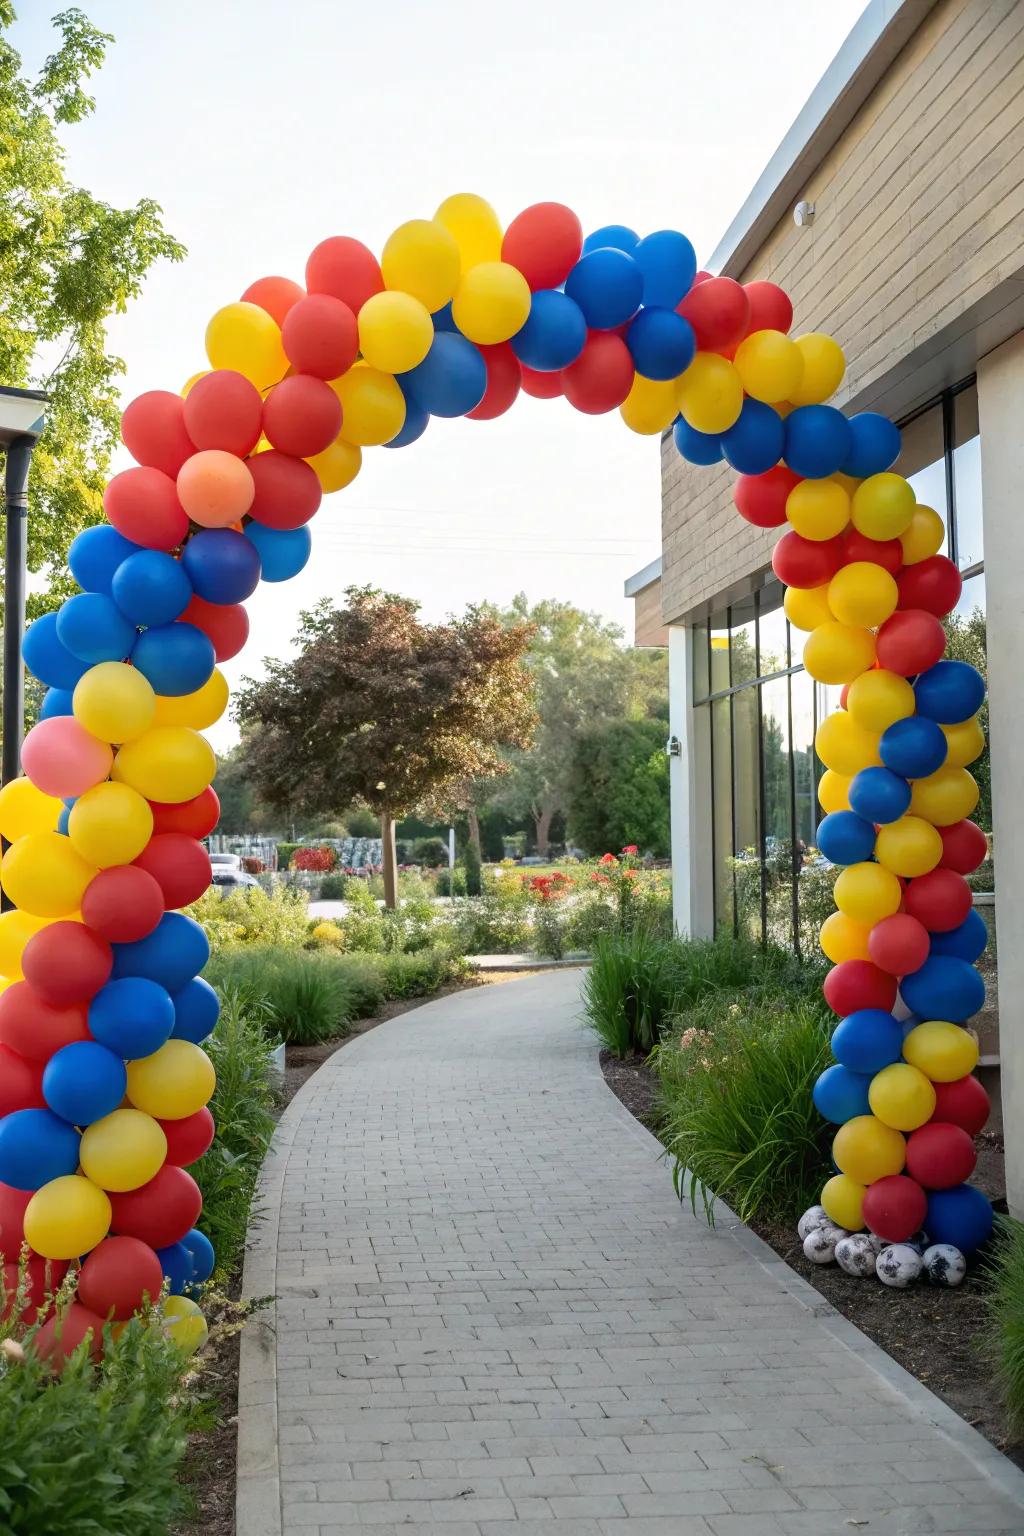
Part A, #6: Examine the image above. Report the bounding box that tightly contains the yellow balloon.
[112,726,216,804]
[434,193,503,272]
[733,329,803,404]
[68,782,153,868]
[900,504,945,565]
[827,562,898,629]
[784,583,833,632]
[24,1175,111,1262]
[874,815,943,877]
[833,1116,906,1184]
[153,669,229,731]
[834,861,902,924]
[80,1109,168,1192]
[0,910,49,979]
[815,712,881,776]
[620,375,678,435]
[181,371,208,398]
[0,777,62,841]
[817,769,852,814]
[903,1021,979,1083]
[357,290,433,374]
[803,621,876,685]
[851,473,916,540]
[941,716,985,769]
[909,767,979,826]
[126,1039,216,1120]
[162,1293,209,1355]
[451,261,531,344]
[789,334,846,406]
[785,478,850,541]
[868,1063,936,1132]
[73,662,156,745]
[846,669,916,733]
[381,218,460,311]
[307,437,361,494]
[821,1173,866,1232]
[205,302,287,391]
[331,364,406,447]
[819,911,871,964]
[675,353,743,434]
[1,832,96,918]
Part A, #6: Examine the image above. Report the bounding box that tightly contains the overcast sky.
[13,0,864,746]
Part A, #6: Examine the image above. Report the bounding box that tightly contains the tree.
[567,718,669,856]
[235,589,537,906]
[0,6,184,619]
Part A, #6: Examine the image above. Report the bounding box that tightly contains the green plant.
[463,840,482,896]
[275,841,300,869]
[188,884,311,950]
[412,836,449,867]
[202,950,350,1046]
[582,926,684,1056]
[317,872,350,900]
[983,1215,1024,1439]
[435,866,467,898]
[452,875,531,954]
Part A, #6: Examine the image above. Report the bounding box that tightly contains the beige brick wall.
[662,0,1024,625]
[632,580,669,647]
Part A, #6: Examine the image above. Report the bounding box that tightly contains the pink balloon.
[21,717,113,798]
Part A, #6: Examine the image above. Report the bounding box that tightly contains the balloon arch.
[0,195,992,1348]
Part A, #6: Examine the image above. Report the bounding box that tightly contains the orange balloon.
[176,450,255,529]
[240,275,305,327]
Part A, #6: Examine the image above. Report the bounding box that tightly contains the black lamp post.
[1,386,48,790]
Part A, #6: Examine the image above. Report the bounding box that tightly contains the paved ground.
[238,970,1024,1535]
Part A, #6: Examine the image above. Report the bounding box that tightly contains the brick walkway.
[238,969,1024,1535]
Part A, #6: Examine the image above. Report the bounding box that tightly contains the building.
[626,0,1024,1207]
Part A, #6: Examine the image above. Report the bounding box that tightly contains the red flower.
[624,869,639,880]
[622,845,638,855]
[599,852,618,866]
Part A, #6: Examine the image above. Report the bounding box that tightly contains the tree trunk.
[381,809,398,909]
[466,805,482,859]
[534,805,554,858]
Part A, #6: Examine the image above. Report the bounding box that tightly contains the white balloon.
[923,1243,967,1287]
[876,1244,923,1287]
[797,1204,831,1241]
[835,1233,876,1278]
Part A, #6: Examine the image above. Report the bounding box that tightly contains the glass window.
[692,620,709,701]
[761,675,794,950]
[711,696,734,932]
[710,609,730,696]
[900,403,948,554]
[957,570,986,619]
[953,385,983,573]
[729,594,758,690]
[790,667,817,855]
[758,584,789,675]
[732,684,761,940]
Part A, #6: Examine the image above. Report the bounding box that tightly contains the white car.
[208,852,259,890]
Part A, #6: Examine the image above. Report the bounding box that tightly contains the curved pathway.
[238,970,1024,1535]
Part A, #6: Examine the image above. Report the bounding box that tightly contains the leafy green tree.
[567,718,669,856]
[943,608,990,831]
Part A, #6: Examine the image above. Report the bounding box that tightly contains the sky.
[12,0,865,748]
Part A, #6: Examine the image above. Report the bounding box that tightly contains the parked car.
[208,852,259,891]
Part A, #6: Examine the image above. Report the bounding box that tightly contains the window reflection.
[730,594,758,690]
[758,585,789,674]
[732,682,761,941]
[761,675,794,949]
[711,697,734,932]
[692,620,709,701]
[900,403,948,556]
[953,386,982,572]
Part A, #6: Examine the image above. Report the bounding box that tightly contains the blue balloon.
[625,307,696,382]
[633,230,697,309]
[925,1184,993,1254]
[89,977,175,1059]
[930,908,988,963]
[156,1241,195,1296]
[830,1009,903,1074]
[68,525,139,596]
[171,976,220,1044]
[22,612,91,690]
[672,415,724,466]
[181,529,261,604]
[111,912,210,993]
[783,405,853,478]
[182,1226,216,1286]
[720,399,785,476]
[0,1109,81,1191]
[564,248,643,330]
[382,394,429,448]
[243,523,312,582]
[913,661,985,725]
[56,592,136,665]
[510,290,587,372]
[112,550,192,627]
[816,810,877,866]
[582,224,639,256]
[901,955,985,1023]
[840,413,901,478]
[57,802,73,835]
[43,1041,127,1126]
[401,333,487,418]
[430,302,457,333]
[848,766,911,825]
[132,621,215,697]
[879,716,948,779]
[813,1063,873,1124]
[40,687,74,720]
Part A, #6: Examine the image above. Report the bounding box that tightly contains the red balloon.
[180,595,249,661]
[867,912,930,976]
[0,987,89,1067]
[841,527,903,575]
[121,392,196,479]
[561,333,633,415]
[932,1074,990,1137]
[183,370,263,458]
[78,1235,165,1320]
[733,466,800,529]
[939,820,988,876]
[519,365,563,400]
[247,450,322,530]
[21,921,112,1006]
[875,609,946,677]
[677,277,750,352]
[109,1165,202,1248]
[0,1041,46,1112]
[466,344,522,421]
[262,374,342,458]
[742,280,793,335]
[823,960,897,1017]
[2,1256,69,1324]
[103,467,189,552]
[149,785,221,840]
[160,1106,216,1167]
[771,531,844,588]
[903,868,973,932]
[897,555,963,617]
[0,1182,33,1259]
[501,203,583,291]
[133,834,212,909]
[906,1122,977,1190]
[81,865,165,944]
[281,293,358,380]
[862,1174,928,1242]
[240,275,305,328]
[34,1302,106,1366]
[305,236,383,313]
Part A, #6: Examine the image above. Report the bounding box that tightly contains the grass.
[983,1215,1024,1439]
[203,948,352,1045]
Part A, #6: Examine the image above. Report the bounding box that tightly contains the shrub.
[310,920,345,948]
[291,845,336,873]
[189,884,310,950]
[241,856,265,874]
[203,949,351,1046]
[983,1215,1024,1438]
[412,836,448,866]
[275,841,299,869]
[583,926,686,1056]
[346,807,380,838]
[435,866,467,898]
[317,872,350,900]
[463,840,482,896]
[451,876,531,954]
